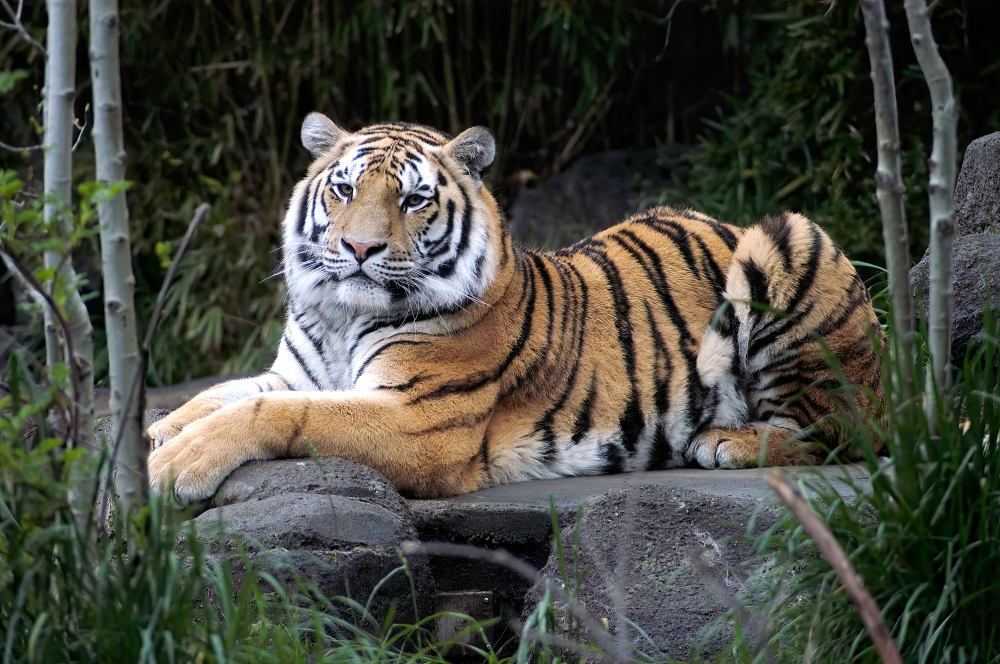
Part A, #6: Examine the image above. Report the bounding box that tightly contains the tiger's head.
[282,113,509,321]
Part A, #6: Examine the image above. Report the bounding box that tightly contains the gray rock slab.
[507,147,689,249]
[411,465,871,659]
[409,465,870,545]
[195,456,434,620]
[196,492,409,551]
[910,232,1000,362]
[954,132,1000,236]
[210,456,408,513]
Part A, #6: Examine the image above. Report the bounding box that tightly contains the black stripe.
[626,221,702,280]
[571,374,598,444]
[294,316,326,359]
[646,423,673,470]
[294,176,317,237]
[283,335,323,388]
[354,339,429,382]
[760,213,794,272]
[530,254,556,351]
[435,182,474,278]
[602,443,624,474]
[425,200,456,257]
[580,245,644,454]
[532,257,588,460]
[610,232,708,432]
[415,256,537,401]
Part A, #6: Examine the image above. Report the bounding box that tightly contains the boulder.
[953,132,1000,236]
[196,457,435,621]
[412,465,870,660]
[507,146,689,249]
[910,228,1000,363]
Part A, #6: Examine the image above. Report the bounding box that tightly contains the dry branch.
[0,0,46,54]
[859,0,914,390]
[904,0,958,416]
[767,471,902,664]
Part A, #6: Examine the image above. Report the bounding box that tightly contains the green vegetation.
[670,0,1000,268]
[702,307,1000,662]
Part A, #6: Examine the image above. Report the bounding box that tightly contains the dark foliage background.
[1,0,998,385]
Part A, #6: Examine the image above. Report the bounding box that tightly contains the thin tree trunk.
[904,0,957,419]
[44,0,97,528]
[90,0,146,515]
[859,0,914,392]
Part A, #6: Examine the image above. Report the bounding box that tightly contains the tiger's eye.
[405,194,425,207]
[337,183,353,198]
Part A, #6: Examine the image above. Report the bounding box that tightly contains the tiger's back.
[148,116,884,502]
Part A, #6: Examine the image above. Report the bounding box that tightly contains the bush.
[671,0,1000,269]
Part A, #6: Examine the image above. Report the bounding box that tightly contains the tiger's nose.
[342,238,387,264]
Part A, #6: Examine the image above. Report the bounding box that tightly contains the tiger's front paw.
[148,408,260,505]
[687,430,757,469]
[147,395,227,449]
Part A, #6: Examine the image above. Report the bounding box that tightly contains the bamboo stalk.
[767,471,902,664]
[89,0,145,517]
[904,0,957,416]
[859,0,914,391]
[44,0,97,530]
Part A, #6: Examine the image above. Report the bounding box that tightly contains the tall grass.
[710,306,1000,663]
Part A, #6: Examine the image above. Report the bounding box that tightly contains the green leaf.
[155,241,173,269]
[0,70,28,95]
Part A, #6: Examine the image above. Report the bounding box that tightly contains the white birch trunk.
[89,0,146,514]
[904,0,957,416]
[860,0,914,391]
[44,0,97,526]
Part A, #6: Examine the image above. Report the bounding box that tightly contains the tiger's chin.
[332,274,405,315]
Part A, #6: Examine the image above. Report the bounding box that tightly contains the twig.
[400,540,620,655]
[0,138,42,153]
[767,470,902,664]
[71,112,87,152]
[0,0,46,54]
[99,203,209,530]
[654,0,684,60]
[189,60,251,73]
[859,0,914,391]
[0,246,83,446]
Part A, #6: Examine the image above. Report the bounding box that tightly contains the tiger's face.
[283,113,502,320]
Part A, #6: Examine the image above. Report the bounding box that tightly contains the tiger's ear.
[301,112,346,158]
[444,127,495,180]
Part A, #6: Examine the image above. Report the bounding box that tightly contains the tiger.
[147,113,884,504]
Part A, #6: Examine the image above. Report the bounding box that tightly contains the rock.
[953,132,1000,236]
[196,457,435,621]
[909,233,1000,362]
[411,465,870,660]
[507,147,689,249]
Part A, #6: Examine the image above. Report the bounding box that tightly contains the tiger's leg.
[685,420,812,469]
[148,372,291,448]
[147,390,487,503]
[685,212,882,468]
